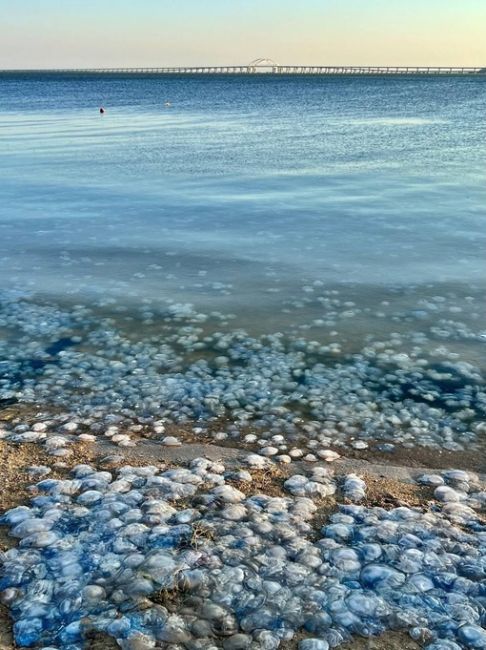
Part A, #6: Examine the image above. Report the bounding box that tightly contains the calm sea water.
[1,73,486,459]
[0,73,485,346]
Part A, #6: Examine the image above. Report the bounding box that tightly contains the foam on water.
[345,117,448,126]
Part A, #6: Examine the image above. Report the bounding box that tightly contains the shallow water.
[0,73,485,457]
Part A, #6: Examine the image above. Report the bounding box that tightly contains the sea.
[0,73,485,463]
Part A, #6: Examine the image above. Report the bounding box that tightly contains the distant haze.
[1,0,485,69]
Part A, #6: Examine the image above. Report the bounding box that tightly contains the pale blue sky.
[1,0,485,68]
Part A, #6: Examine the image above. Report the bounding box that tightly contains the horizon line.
[1,64,485,72]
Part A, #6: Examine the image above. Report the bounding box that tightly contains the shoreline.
[2,403,485,477]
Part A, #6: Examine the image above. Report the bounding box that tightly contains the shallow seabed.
[1,287,485,460]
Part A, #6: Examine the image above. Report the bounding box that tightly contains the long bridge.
[3,59,485,76]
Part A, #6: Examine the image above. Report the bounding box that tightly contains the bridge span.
[3,59,485,76]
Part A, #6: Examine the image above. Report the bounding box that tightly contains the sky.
[0,0,485,69]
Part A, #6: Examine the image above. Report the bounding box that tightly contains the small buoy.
[100,107,105,114]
